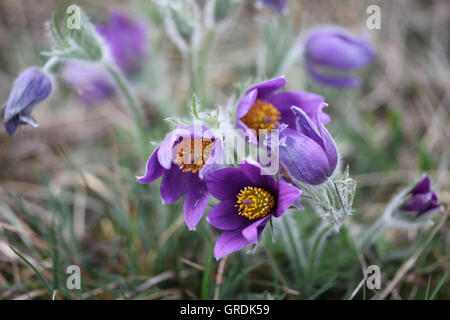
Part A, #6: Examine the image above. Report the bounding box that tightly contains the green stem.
[308,225,332,277]
[105,63,149,158]
[281,216,306,276]
[360,216,388,252]
[43,57,60,73]
[189,29,215,106]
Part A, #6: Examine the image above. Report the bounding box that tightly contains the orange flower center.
[240,99,281,135]
[173,138,214,174]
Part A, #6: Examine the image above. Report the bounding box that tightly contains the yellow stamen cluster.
[235,186,275,220]
[240,99,281,134]
[174,138,214,174]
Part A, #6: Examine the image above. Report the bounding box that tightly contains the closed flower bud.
[304,27,375,88]
[279,105,338,185]
[401,175,443,217]
[2,67,52,135]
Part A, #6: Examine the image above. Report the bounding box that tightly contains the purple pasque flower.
[2,67,52,135]
[97,11,148,75]
[304,27,375,88]
[401,175,443,217]
[205,160,301,259]
[279,104,338,185]
[137,125,222,230]
[61,60,116,105]
[260,0,288,13]
[236,77,329,143]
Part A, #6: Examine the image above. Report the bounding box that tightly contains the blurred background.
[0,0,448,299]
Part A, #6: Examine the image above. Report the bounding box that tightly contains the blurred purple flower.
[205,160,301,259]
[279,104,338,185]
[137,125,222,230]
[61,60,116,105]
[236,77,329,143]
[97,11,148,74]
[260,0,288,13]
[401,175,443,217]
[1,67,52,135]
[304,27,375,88]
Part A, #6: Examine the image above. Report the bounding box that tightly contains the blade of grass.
[9,245,53,296]
[429,271,448,300]
[201,246,214,300]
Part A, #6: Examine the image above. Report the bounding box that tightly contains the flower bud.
[2,67,52,135]
[304,27,375,88]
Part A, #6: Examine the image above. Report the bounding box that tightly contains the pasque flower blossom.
[401,175,443,217]
[279,105,338,185]
[304,27,375,88]
[205,161,301,259]
[137,125,222,230]
[97,11,148,75]
[61,60,115,104]
[260,0,289,13]
[236,77,329,143]
[2,67,52,135]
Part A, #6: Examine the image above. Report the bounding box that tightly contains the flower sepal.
[299,165,356,231]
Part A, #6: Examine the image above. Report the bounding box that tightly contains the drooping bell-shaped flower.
[96,11,148,75]
[205,160,301,259]
[401,175,443,217]
[137,125,222,230]
[236,77,329,143]
[2,67,52,135]
[304,27,375,88]
[279,105,338,185]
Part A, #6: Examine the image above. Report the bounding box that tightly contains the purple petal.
[199,139,223,180]
[96,12,148,74]
[239,161,277,195]
[266,91,329,127]
[160,165,194,204]
[137,147,164,184]
[236,89,258,119]
[292,106,324,146]
[157,127,192,169]
[61,60,115,104]
[237,121,259,146]
[214,228,250,259]
[318,123,338,175]
[410,175,431,195]
[242,216,270,244]
[183,177,210,230]
[205,167,252,201]
[275,180,301,217]
[248,77,286,100]
[306,29,375,70]
[305,60,362,88]
[207,200,249,231]
[402,192,436,213]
